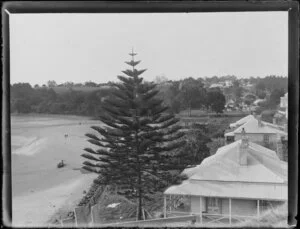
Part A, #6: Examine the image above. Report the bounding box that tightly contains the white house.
[253,99,266,106]
[229,114,256,129]
[280,93,288,119]
[163,134,287,225]
[209,83,224,89]
[225,116,287,160]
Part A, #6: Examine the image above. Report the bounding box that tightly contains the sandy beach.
[11,114,101,227]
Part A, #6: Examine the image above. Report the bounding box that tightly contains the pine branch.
[81,153,101,161]
[87,139,105,147]
[85,133,101,141]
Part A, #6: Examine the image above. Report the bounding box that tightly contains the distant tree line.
[10,83,112,116]
[10,79,226,116]
[10,75,287,117]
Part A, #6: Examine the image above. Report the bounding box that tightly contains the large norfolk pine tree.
[81,51,188,220]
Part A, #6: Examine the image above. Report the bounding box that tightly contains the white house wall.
[190,196,206,214]
[222,199,257,216]
[234,133,278,143]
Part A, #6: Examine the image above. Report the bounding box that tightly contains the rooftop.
[164,139,287,201]
[229,114,256,128]
[225,118,287,136]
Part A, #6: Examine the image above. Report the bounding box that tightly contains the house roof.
[184,140,287,183]
[253,99,266,105]
[209,83,223,88]
[164,180,287,201]
[164,139,287,201]
[229,115,256,128]
[225,118,287,136]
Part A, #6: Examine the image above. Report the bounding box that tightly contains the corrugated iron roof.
[229,115,256,128]
[164,139,287,201]
[225,118,287,136]
[164,180,287,201]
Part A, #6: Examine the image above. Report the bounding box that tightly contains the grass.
[179,109,249,118]
[236,203,288,228]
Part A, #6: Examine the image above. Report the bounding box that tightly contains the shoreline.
[13,174,97,227]
[11,113,96,120]
[11,114,102,226]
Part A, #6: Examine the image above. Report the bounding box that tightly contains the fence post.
[199,197,203,224]
[229,198,232,225]
[164,195,167,218]
[257,200,260,217]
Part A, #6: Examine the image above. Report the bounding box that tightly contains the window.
[263,134,270,143]
[226,136,235,143]
[207,197,221,214]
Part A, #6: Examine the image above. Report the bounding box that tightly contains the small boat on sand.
[57,160,65,168]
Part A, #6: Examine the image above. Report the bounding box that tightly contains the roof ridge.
[248,149,287,181]
[247,153,285,183]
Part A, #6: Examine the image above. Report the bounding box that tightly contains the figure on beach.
[57,160,65,168]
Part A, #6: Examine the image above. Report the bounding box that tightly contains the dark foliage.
[10,83,113,116]
[206,89,226,114]
[82,52,189,220]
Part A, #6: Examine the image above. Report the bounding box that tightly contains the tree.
[12,98,31,113]
[178,77,206,116]
[10,83,35,113]
[268,88,285,108]
[232,80,243,103]
[167,81,182,114]
[244,93,256,106]
[154,75,168,84]
[84,81,98,87]
[257,90,267,99]
[81,51,188,220]
[181,127,211,166]
[255,81,266,92]
[207,138,225,155]
[63,81,74,88]
[206,89,226,114]
[47,80,57,88]
[255,81,266,99]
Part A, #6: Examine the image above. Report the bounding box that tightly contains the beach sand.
[11,114,101,227]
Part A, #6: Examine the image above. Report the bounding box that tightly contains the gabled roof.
[229,115,256,128]
[164,139,287,201]
[225,118,287,136]
[164,180,287,201]
[183,140,286,183]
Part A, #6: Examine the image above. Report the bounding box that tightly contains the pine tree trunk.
[137,173,143,220]
[138,191,143,220]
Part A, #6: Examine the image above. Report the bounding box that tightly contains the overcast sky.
[10,12,287,85]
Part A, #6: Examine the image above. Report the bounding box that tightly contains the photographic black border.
[2,1,299,227]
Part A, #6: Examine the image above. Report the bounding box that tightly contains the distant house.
[225,115,287,160]
[164,134,287,224]
[273,93,288,126]
[279,93,288,119]
[224,80,233,87]
[253,99,266,106]
[225,99,236,111]
[209,83,224,89]
[229,114,256,129]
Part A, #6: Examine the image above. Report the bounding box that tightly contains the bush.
[261,110,276,123]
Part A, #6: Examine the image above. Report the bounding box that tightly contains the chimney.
[257,115,263,127]
[239,128,249,166]
[273,117,277,125]
[276,133,284,161]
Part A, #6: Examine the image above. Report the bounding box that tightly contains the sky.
[10,12,288,86]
